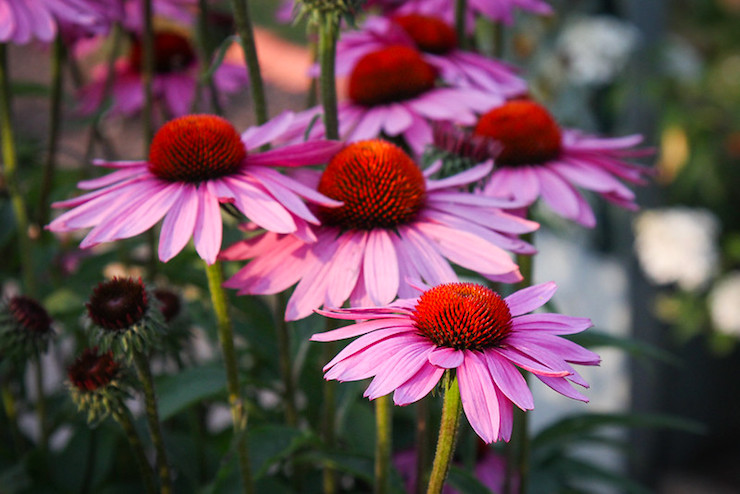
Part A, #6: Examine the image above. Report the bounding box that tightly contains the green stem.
[275,292,297,427]
[112,405,158,494]
[321,325,337,494]
[133,349,173,494]
[195,0,224,115]
[374,394,393,494]
[318,13,339,140]
[37,35,64,227]
[506,232,535,494]
[204,260,254,494]
[142,0,154,144]
[455,0,468,50]
[1,381,24,454]
[33,354,48,451]
[426,376,462,494]
[0,44,35,295]
[228,0,268,125]
[415,397,431,494]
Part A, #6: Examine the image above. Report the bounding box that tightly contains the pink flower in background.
[77,30,247,118]
[122,0,196,31]
[440,100,652,227]
[0,0,104,44]
[221,139,537,320]
[335,15,527,96]
[48,113,343,264]
[312,281,598,443]
[293,44,502,155]
[368,0,552,26]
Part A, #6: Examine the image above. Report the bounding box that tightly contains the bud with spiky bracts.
[85,278,164,361]
[0,295,55,363]
[422,122,502,188]
[67,347,133,424]
[295,0,365,26]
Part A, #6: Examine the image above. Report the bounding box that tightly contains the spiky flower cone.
[0,295,55,363]
[67,347,132,424]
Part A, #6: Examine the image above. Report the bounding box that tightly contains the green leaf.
[532,412,705,449]
[554,456,652,494]
[248,425,312,477]
[155,365,227,420]
[201,35,238,82]
[447,465,493,494]
[566,330,680,366]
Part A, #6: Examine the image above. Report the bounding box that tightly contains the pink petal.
[158,184,198,262]
[192,186,223,264]
[504,282,558,316]
[457,351,501,444]
[364,229,400,306]
[393,363,445,406]
[311,318,414,343]
[364,341,436,399]
[483,350,534,410]
[536,375,589,402]
[511,313,592,334]
[428,347,464,368]
[325,231,366,307]
[492,347,570,377]
[241,111,296,150]
[245,140,344,167]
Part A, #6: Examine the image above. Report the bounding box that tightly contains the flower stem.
[506,232,535,494]
[33,354,48,451]
[318,12,340,140]
[321,325,337,494]
[1,381,24,454]
[415,397,431,494]
[204,260,254,494]
[275,292,297,427]
[0,44,35,295]
[37,35,64,227]
[112,405,158,494]
[455,0,468,50]
[132,349,173,494]
[426,376,462,494]
[374,394,393,494]
[195,0,224,115]
[228,0,268,125]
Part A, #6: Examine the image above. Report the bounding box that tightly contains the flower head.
[312,281,598,443]
[368,0,553,27]
[67,347,132,423]
[334,15,526,97]
[0,295,55,361]
[48,112,344,264]
[85,277,163,359]
[77,29,248,118]
[435,100,652,227]
[222,139,537,320]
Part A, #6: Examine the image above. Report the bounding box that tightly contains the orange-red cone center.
[317,140,426,230]
[413,283,513,350]
[393,14,458,54]
[474,100,563,166]
[349,45,437,106]
[148,115,246,183]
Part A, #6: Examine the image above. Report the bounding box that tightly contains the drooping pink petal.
[364,341,436,399]
[483,350,534,410]
[158,183,198,262]
[536,375,589,402]
[457,350,501,444]
[364,229,400,306]
[325,230,367,308]
[192,186,223,264]
[393,362,445,406]
[428,347,464,368]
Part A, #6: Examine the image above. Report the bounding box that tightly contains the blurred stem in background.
[229,0,268,125]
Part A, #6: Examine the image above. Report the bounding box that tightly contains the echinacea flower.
[312,281,599,443]
[293,44,502,155]
[367,0,552,27]
[85,277,164,358]
[221,139,537,320]
[77,30,247,118]
[48,113,343,264]
[0,0,105,44]
[0,295,55,361]
[67,347,131,423]
[436,100,652,227]
[335,14,526,96]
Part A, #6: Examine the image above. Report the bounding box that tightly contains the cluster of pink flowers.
[41,0,651,458]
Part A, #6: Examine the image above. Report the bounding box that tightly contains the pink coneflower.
[335,15,526,96]
[312,281,598,443]
[294,44,502,155]
[48,113,343,264]
[440,100,651,227]
[0,0,105,44]
[367,0,552,26]
[221,139,537,320]
[77,30,247,118]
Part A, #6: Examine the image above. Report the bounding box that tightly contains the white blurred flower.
[557,16,639,85]
[633,208,720,291]
[709,272,740,337]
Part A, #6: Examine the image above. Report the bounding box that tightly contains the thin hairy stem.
[426,376,462,494]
